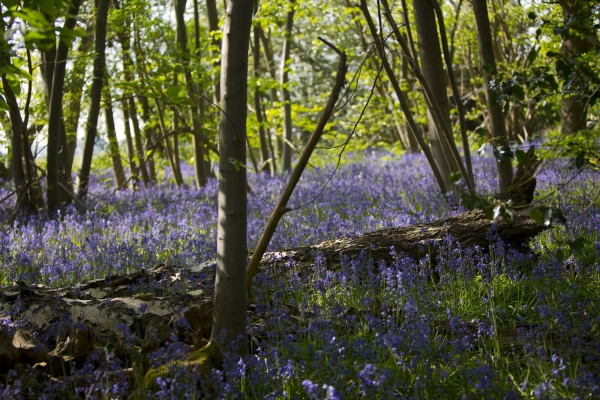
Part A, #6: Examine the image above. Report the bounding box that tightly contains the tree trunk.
[257,26,283,163]
[2,76,29,210]
[472,0,514,192]
[280,1,295,172]
[154,99,184,186]
[412,0,457,191]
[119,10,150,185]
[253,26,273,174]
[103,87,128,191]
[123,103,138,189]
[64,19,95,174]
[211,0,254,355]
[77,0,109,199]
[133,20,157,182]
[206,0,221,105]
[174,0,208,188]
[45,0,82,211]
[558,0,593,135]
[360,0,448,195]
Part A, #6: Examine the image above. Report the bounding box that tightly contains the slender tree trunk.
[119,10,150,185]
[360,0,448,196]
[77,0,110,199]
[64,20,95,173]
[412,0,456,191]
[123,103,138,188]
[154,99,184,186]
[211,0,254,355]
[206,0,221,104]
[253,26,272,174]
[472,0,514,191]
[45,0,82,210]
[133,22,157,182]
[174,0,208,188]
[280,1,295,172]
[103,87,128,190]
[2,76,29,210]
[257,26,282,162]
[139,95,157,182]
[558,0,592,135]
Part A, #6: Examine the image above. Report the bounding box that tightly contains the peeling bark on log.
[273,207,546,268]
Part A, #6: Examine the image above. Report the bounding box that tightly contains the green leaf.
[493,146,513,163]
[515,149,529,166]
[482,64,493,74]
[527,48,537,64]
[0,95,7,112]
[566,237,585,250]
[556,249,564,263]
[530,209,545,225]
[165,85,184,98]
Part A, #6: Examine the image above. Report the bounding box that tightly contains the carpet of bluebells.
[0,150,599,399]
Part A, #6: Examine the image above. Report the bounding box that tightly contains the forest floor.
[0,151,599,399]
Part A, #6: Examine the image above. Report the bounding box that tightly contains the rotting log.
[272,206,546,269]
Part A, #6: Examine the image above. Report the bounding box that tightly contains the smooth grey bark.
[472,0,514,191]
[206,0,221,104]
[211,0,254,355]
[77,0,109,199]
[103,87,128,190]
[413,0,456,191]
[253,25,273,174]
[280,0,295,172]
[45,0,82,210]
[174,0,208,188]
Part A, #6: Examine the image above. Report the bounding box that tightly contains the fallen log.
[275,206,545,268]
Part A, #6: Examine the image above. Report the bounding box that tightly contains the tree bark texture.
[64,19,95,173]
[413,0,457,191]
[119,10,150,185]
[2,76,28,210]
[77,0,110,199]
[472,0,514,191]
[103,86,128,190]
[211,0,254,355]
[46,0,82,210]
[174,0,208,188]
[360,0,448,195]
[558,0,593,135]
[280,1,295,172]
[253,25,273,174]
[206,0,221,104]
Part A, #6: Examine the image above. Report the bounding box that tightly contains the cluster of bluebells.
[0,150,599,398]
